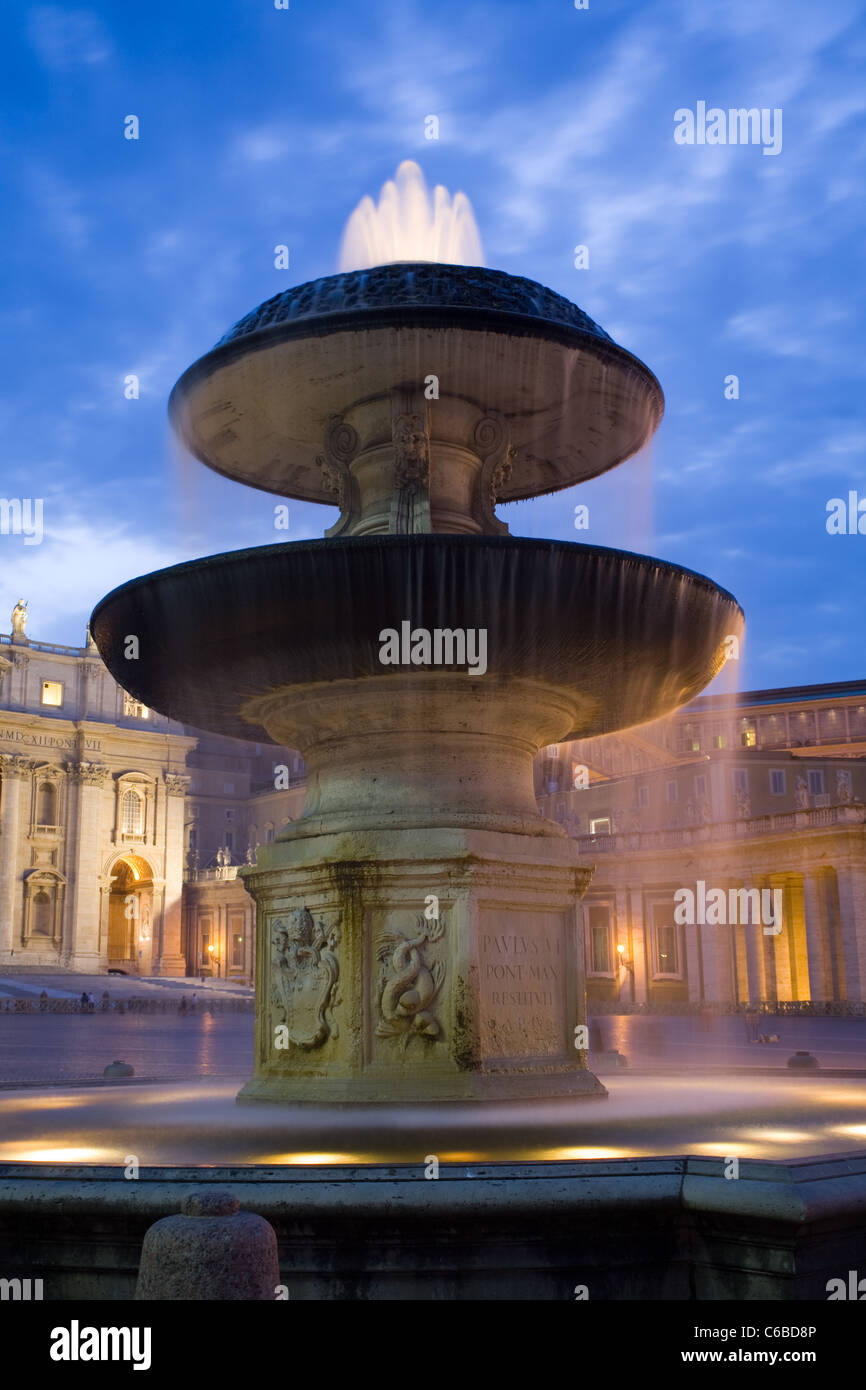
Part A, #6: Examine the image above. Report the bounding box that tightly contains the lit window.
[740,720,757,748]
[589,817,611,835]
[122,790,143,836]
[123,695,149,719]
[770,770,786,796]
[656,922,679,975]
[41,681,62,707]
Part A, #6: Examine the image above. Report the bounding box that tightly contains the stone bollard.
[104,1059,135,1078]
[787,1050,819,1070]
[135,1191,280,1300]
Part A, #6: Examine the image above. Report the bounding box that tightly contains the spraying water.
[338,160,484,271]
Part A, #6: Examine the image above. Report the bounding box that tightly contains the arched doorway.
[108,854,154,969]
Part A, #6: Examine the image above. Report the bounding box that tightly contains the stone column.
[801,872,831,1003]
[154,775,189,976]
[684,921,702,1002]
[699,903,734,1004]
[0,755,34,961]
[628,888,648,1004]
[835,863,866,1003]
[64,762,110,971]
[743,885,767,1005]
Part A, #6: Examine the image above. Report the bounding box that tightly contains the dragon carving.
[376,915,445,1046]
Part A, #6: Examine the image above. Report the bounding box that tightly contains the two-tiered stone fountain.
[92,164,742,1145]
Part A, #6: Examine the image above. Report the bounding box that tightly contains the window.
[223,781,235,795]
[807,769,825,796]
[265,825,274,843]
[732,769,749,794]
[123,695,149,719]
[666,780,678,804]
[122,790,143,836]
[224,832,234,854]
[232,932,244,968]
[36,781,56,825]
[554,803,566,823]
[32,889,51,936]
[656,924,678,974]
[188,828,197,850]
[41,680,63,707]
[637,786,649,808]
[225,809,235,821]
[740,719,757,748]
[588,906,612,974]
[589,817,611,835]
[654,920,679,976]
[770,769,786,796]
[677,723,701,753]
[694,774,707,799]
[200,927,211,966]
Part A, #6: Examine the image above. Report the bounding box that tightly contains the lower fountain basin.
[91,534,742,745]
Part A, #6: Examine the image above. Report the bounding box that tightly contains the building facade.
[538,680,866,1007]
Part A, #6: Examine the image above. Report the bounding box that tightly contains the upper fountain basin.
[168,263,664,509]
[90,534,741,746]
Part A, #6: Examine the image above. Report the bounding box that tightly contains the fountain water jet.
[91,170,743,1146]
[338,159,484,271]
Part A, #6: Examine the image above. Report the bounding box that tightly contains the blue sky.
[0,0,864,692]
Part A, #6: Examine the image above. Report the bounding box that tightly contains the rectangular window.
[655,921,679,976]
[587,905,612,974]
[123,695,149,719]
[224,832,234,854]
[591,925,610,973]
[807,769,825,796]
[231,931,244,968]
[733,769,749,794]
[200,926,211,966]
[694,774,707,799]
[589,817,611,835]
[223,781,235,795]
[666,780,678,804]
[225,809,235,821]
[637,786,649,808]
[740,720,757,748]
[41,680,63,707]
[770,769,786,796]
[188,828,197,849]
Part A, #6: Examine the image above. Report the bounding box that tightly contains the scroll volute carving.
[472,412,513,535]
[319,415,360,538]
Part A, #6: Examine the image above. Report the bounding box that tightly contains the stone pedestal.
[236,672,604,1116]
[238,826,602,1106]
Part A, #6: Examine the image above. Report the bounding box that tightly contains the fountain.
[90,167,743,1145]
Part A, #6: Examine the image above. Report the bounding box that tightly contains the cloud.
[26,6,112,69]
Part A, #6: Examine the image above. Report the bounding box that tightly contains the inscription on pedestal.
[479,909,567,1058]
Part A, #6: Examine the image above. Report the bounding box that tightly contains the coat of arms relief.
[270,907,341,1050]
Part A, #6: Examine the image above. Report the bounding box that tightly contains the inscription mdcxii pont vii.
[479,912,566,1057]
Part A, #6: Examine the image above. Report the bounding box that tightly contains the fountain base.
[237,826,605,1107]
